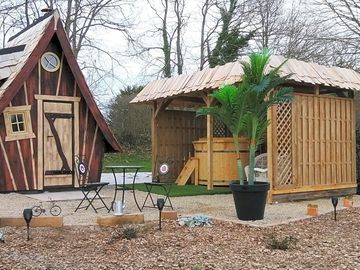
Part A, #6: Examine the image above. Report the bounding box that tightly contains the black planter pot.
[229,181,270,221]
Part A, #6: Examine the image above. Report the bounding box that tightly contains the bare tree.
[199,0,219,70]
[130,0,188,78]
[310,0,360,69]
[251,0,284,51]
[321,0,360,36]
[173,0,185,75]
[161,0,171,77]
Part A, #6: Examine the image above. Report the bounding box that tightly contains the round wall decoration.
[41,52,60,72]
[78,162,87,175]
[159,163,169,175]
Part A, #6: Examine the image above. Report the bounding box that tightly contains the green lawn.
[103,152,151,172]
[104,152,232,197]
[128,183,232,197]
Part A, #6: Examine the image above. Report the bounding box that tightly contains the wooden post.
[267,106,274,202]
[151,101,158,179]
[204,96,214,190]
[37,99,44,190]
[352,96,356,184]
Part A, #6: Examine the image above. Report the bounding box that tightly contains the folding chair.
[141,163,173,211]
[74,156,109,213]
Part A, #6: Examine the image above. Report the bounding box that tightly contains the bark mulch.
[0,208,360,270]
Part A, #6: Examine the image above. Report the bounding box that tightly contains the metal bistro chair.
[141,163,173,211]
[74,156,109,213]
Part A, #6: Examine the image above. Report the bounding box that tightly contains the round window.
[41,52,60,72]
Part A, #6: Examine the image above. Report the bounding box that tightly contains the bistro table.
[105,165,144,212]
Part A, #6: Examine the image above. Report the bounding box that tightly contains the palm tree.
[197,49,293,185]
[240,50,293,185]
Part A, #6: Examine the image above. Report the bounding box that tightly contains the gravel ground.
[1,208,360,269]
[0,186,359,226]
[1,187,360,269]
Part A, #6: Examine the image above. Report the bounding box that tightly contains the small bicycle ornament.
[32,198,62,217]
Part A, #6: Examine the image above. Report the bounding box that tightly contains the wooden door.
[43,102,73,187]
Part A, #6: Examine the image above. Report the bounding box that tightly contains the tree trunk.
[162,0,171,78]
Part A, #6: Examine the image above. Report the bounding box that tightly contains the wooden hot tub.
[193,137,249,186]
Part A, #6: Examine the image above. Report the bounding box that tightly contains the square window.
[10,113,25,133]
[3,105,35,141]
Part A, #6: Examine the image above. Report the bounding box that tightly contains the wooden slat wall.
[273,93,355,192]
[155,109,206,181]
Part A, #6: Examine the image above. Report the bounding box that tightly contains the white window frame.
[3,105,36,141]
[41,52,60,72]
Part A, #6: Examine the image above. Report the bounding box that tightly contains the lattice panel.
[213,119,227,137]
[275,103,294,187]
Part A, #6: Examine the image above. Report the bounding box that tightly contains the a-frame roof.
[0,10,121,152]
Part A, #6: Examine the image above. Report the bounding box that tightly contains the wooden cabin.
[131,56,360,201]
[0,11,121,192]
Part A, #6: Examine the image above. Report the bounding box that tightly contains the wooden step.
[176,158,199,186]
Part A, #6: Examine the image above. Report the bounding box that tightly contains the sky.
[87,0,219,103]
[91,0,303,105]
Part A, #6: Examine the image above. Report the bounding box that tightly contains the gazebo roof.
[131,56,360,104]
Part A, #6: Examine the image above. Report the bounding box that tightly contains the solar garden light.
[157,198,165,230]
[331,197,339,221]
[23,208,33,241]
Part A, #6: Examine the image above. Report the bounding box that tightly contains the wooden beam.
[38,60,42,95]
[173,96,204,104]
[37,99,44,190]
[86,125,99,180]
[55,52,64,96]
[272,183,357,195]
[73,80,77,97]
[154,99,171,119]
[16,140,29,190]
[0,136,17,190]
[74,101,80,188]
[35,94,81,102]
[82,107,89,158]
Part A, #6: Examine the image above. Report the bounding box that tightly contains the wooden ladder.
[175,158,199,186]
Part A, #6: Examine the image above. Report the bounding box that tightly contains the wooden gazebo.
[131,56,360,201]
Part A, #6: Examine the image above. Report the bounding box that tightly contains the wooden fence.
[269,93,356,194]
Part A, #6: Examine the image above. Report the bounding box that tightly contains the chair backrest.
[255,153,267,169]
[244,153,268,180]
[74,155,89,187]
